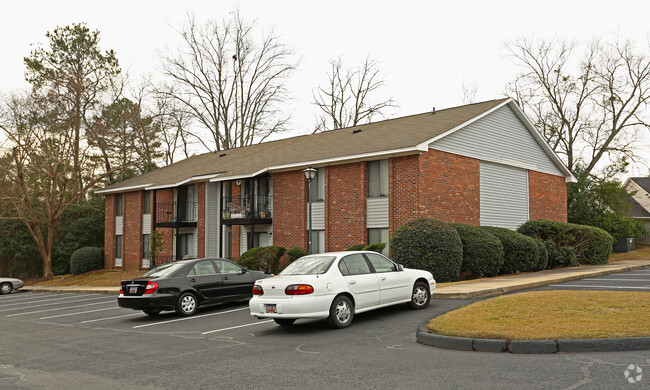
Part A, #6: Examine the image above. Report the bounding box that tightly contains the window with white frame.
[368,228,389,256]
[309,168,325,202]
[368,160,388,197]
[178,233,194,259]
[116,193,124,216]
[143,191,151,214]
[309,230,325,254]
[115,235,123,260]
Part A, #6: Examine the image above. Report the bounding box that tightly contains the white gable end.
[429,105,564,177]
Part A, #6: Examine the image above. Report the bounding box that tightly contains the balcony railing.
[222,195,272,221]
[155,201,199,224]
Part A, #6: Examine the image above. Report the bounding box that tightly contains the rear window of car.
[279,256,336,275]
[141,262,186,277]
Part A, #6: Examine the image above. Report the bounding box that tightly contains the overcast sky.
[2,0,649,173]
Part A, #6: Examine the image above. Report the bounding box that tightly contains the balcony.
[154,201,199,228]
[222,195,272,225]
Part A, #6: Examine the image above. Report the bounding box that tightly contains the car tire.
[143,309,162,316]
[0,282,12,294]
[175,293,198,316]
[407,281,430,310]
[274,319,296,327]
[327,295,354,329]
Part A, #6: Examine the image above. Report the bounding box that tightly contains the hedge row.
[239,245,308,274]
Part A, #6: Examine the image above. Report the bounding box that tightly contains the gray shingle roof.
[98,98,562,193]
[627,196,650,219]
[628,177,650,195]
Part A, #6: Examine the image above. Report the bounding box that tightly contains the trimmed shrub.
[481,227,540,274]
[286,246,308,263]
[69,247,104,275]
[518,219,613,266]
[534,239,549,271]
[450,223,504,279]
[346,244,366,251]
[363,243,386,253]
[571,225,614,265]
[544,240,578,268]
[391,218,463,282]
[238,246,286,274]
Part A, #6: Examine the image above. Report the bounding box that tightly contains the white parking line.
[201,320,274,335]
[81,313,142,323]
[40,307,120,320]
[0,295,106,312]
[6,301,115,317]
[0,294,83,307]
[549,284,650,289]
[591,278,650,282]
[132,307,248,329]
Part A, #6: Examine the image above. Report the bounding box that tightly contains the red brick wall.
[104,194,116,268]
[197,182,206,258]
[123,191,143,271]
[417,149,481,225]
[529,171,568,222]
[389,155,420,236]
[327,162,366,251]
[272,170,308,250]
[155,189,175,259]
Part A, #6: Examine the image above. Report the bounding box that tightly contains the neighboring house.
[97,98,575,271]
[624,177,650,244]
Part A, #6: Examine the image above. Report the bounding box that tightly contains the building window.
[368,160,388,197]
[115,235,123,259]
[143,191,151,214]
[116,193,124,216]
[309,168,325,202]
[143,234,150,259]
[368,228,389,256]
[309,230,325,254]
[224,226,232,259]
[178,233,194,259]
[248,231,270,248]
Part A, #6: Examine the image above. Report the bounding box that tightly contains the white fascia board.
[416,98,513,151]
[506,101,577,183]
[146,174,221,190]
[209,146,422,182]
[95,183,154,195]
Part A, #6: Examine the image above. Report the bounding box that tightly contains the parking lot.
[1,271,648,389]
[539,268,650,292]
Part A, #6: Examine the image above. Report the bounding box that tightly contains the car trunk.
[121,280,149,296]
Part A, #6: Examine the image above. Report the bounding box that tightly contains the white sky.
[2,0,649,174]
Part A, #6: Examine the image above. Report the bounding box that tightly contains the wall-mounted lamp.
[236,180,241,186]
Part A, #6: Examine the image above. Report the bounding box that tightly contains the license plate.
[129,286,138,294]
[265,304,277,313]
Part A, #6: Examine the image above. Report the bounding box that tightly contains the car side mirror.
[396,264,404,271]
[240,268,248,274]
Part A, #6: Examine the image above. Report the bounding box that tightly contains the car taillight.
[144,282,159,294]
[253,285,264,295]
[120,287,124,295]
[285,284,314,295]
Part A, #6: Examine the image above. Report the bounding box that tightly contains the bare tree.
[160,11,299,151]
[506,36,650,174]
[151,85,194,165]
[0,92,111,277]
[312,55,396,132]
[462,81,479,105]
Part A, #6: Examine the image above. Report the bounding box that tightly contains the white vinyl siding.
[142,214,151,235]
[480,162,529,230]
[307,201,325,230]
[431,105,563,177]
[367,197,389,228]
[115,216,123,235]
[205,182,220,257]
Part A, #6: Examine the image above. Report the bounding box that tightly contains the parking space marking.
[201,320,274,335]
[0,295,106,312]
[548,284,650,289]
[0,294,83,308]
[39,307,120,320]
[6,301,115,317]
[590,278,650,281]
[132,307,249,329]
[81,313,142,323]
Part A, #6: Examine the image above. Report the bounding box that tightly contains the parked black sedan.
[117,258,269,316]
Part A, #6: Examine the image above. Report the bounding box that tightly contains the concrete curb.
[432,262,650,300]
[416,326,650,353]
[21,287,119,295]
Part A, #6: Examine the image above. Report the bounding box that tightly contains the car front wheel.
[327,295,353,329]
[407,281,430,310]
[0,282,12,294]
[175,293,198,316]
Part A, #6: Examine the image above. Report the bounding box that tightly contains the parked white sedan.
[249,251,435,328]
[0,277,24,294]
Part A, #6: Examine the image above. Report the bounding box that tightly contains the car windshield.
[141,262,186,277]
[279,256,336,275]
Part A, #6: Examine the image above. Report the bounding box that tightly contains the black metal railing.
[222,195,272,220]
[155,201,199,223]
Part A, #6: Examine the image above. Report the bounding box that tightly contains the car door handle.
[223,276,229,280]
[380,277,387,281]
[189,278,196,282]
[349,280,357,285]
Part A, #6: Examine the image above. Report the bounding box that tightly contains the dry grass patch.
[29,269,143,287]
[609,244,650,262]
[427,290,650,340]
